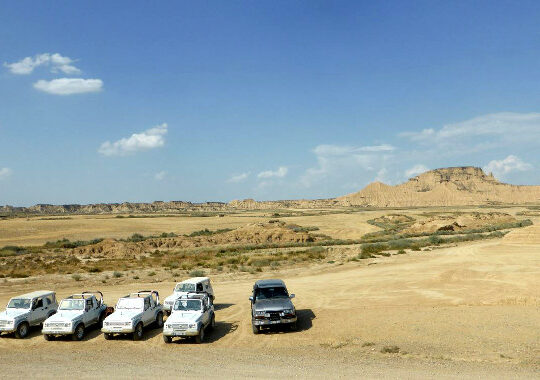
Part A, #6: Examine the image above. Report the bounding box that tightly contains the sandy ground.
[0,227,538,378]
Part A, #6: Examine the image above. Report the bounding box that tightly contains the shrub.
[148,271,156,276]
[87,267,102,273]
[189,269,205,277]
[72,274,82,281]
[397,249,406,255]
[113,271,123,278]
[381,345,400,354]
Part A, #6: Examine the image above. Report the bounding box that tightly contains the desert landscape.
[0,167,538,378]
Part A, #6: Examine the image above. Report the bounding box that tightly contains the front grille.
[0,320,11,326]
[106,321,129,327]
[45,322,69,328]
[170,323,189,330]
[268,312,280,321]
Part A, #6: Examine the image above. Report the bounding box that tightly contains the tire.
[15,322,29,339]
[155,312,164,328]
[72,324,85,341]
[104,333,112,340]
[252,324,259,335]
[163,335,172,344]
[132,323,144,341]
[43,334,52,341]
[195,328,204,344]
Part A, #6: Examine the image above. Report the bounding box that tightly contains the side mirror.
[249,296,254,302]
[289,294,295,299]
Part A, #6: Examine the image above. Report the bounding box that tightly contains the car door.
[201,299,210,327]
[142,298,153,325]
[30,297,46,325]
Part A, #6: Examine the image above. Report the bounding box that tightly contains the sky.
[1,1,540,206]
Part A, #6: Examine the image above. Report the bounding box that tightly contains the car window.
[7,298,31,309]
[85,299,93,310]
[44,297,51,306]
[175,283,196,292]
[34,298,44,309]
[255,287,289,300]
[174,299,201,311]
[196,283,203,292]
[144,298,150,310]
[59,299,85,310]
[116,298,143,310]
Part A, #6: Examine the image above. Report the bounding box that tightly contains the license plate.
[270,320,281,324]
[48,331,64,334]
[173,330,186,336]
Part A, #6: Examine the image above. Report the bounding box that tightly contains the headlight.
[188,323,197,329]
[283,309,294,315]
[254,311,265,316]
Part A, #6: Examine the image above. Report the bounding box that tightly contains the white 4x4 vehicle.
[0,291,58,339]
[102,290,163,341]
[42,291,111,341]
[163,277,214,315]
[163,293,215,344]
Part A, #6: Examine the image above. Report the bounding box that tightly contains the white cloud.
[4,53,81,75]
[154,171,167,181]
[483,155,532,179]
[405,164,429,178]
[227,172,250,183]
[257,167,288,179]
[98,123,168,156]
[33,78,103,95]
[0,168,12,180]
[300,143,395,188]
[401,112,540,147]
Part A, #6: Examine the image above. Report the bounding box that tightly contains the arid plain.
[0,203,538,378]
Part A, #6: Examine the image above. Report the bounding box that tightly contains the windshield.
[59,299,85,310]
[7,298,31,309]
[255,287,289,300]
[116,298,144,310]
[173,299,202,311]
[174,283,196,292]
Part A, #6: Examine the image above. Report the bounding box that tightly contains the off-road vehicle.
[0,291,58,338]
[250,279,297,334]
[163,293,215,344]
[42,291,112,341]
[102,290,163,340]
[163,277,214,315]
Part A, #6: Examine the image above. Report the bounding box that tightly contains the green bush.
[113,271,123,278]
[189,269,205,277]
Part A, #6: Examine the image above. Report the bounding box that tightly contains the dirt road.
[0,231,538,378]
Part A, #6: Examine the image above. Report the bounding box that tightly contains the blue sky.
[1,1,540,206]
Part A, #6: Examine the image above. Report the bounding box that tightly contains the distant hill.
[2,166,539,215]
[336,166,540,207]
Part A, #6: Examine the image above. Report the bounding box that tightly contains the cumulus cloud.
[0,167,12,180]
[258,167,288,179]
[98,123,168,156]
[483,155,532,179]
[33,78,103,95]
[4,53,81,75]
[227,172,250,183]
[405,164,429,178]
[154,171,167,181]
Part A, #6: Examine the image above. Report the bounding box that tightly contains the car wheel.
[43,334,53,341]
[252,324,260,335]
[133,323,144,341]
[210,314,216,330]
[72,324,85,341]
[163,335,172,344]
[104,333,112,340]
[155,312,164,328]
[195,328,204,344]
[15,322,29,339]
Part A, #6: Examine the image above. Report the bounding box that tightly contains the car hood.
[46,310,83,322]
[105,310,142,322]
[0,309,30,320]
[165,293,182,303]
[167,311,202,324]
[253,298,294,312]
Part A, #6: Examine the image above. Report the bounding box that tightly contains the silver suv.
[250,279,297,334]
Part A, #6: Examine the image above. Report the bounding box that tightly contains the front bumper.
[163,327,199,337]
[253,316,297,326]
[102,325,134,334]
[42,327,74,335]
[163,303,173,312]
[0,325,16,333]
